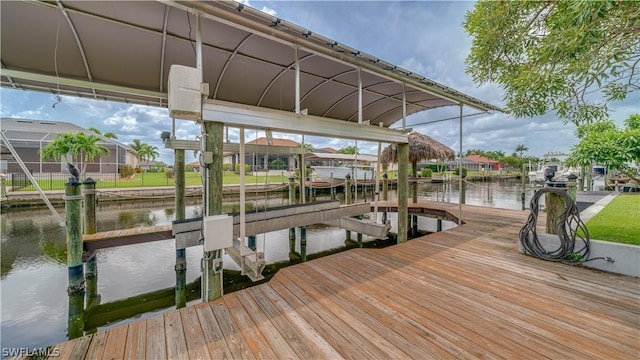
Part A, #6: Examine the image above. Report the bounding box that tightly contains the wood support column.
[397,143,409,243]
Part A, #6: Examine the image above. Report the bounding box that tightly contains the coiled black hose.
[519,188,590,263]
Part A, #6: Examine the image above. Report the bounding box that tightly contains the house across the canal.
[0,118,137,174]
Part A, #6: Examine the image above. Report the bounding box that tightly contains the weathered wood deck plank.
[222,292,278,360]
[179,305,211,360]
[144,313,166,359]
[84,330,107,359]
[193,301,234,360]
[233,290,300,360]
[164,310,189,360]
[101,325,128,360]
[123,320,146,360]
[209,299,256,360]
[43,200,639,359]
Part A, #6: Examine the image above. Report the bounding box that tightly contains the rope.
[518,188,593,263]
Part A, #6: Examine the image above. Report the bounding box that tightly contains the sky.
[1,1,638,165]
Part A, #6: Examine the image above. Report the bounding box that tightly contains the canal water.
[1,179,534,352]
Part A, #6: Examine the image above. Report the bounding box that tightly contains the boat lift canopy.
[1,0,499,137]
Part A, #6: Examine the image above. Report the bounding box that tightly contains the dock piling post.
[345,175,352,241]
[65,180,84,294]
[288,177,298,260]
[174,148,187,309]
[397,143,409,243]
[83,179,98,298]
[300,227,307,262]
[67,291,84,340]
[437,218,442,232]
[382,173,388,224]
[202,120,224,302]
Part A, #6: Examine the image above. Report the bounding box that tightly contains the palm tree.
[103,132,118,139]
[41,132,109,175]
[338,145,358,155]
[130,139,144,153]
[138,143,160,162]
[514,144,529,158]
[88,127,102,135]
[76,133,109,173]
[41,133,79,164]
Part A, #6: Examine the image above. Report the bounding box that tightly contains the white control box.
[203,214,233,252]
[168,65,202,120]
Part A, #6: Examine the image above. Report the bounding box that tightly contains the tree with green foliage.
[297,143,314,153]
[566,114,640,182]
[514,144,529,158]
[338,145,359,155]
[137,143,160,162]
[41,132,109,174]
[130,139,144,153]
[130,139,160,163]
[88,127,118,139]
[464,1,640,125]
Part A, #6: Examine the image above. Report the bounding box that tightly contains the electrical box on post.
[203,215,233,252]
[168,65,202,120]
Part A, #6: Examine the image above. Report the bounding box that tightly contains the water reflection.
[1,180,533,351]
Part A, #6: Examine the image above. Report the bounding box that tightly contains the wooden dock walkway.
[45,201,639,359]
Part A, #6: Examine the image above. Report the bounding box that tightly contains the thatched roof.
[380,131,455,164]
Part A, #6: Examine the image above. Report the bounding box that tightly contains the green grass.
[584,194,640,245]
[97,171,291,188]
[9,171,290,191]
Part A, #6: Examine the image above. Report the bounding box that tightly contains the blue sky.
[1,1,638,165]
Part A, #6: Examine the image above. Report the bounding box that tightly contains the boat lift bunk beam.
[202,99,409,144]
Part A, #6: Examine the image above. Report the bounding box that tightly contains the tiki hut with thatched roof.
[380,131,455,168]
[381,131,455,204]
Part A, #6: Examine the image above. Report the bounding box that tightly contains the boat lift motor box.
[202,215,233,252]
[168,65,202,121]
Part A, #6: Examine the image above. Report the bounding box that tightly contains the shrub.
[223,163,233,172]
[270,158,286,170]
[165,168,174,179]
[454,167,467,178]
[119,165,135,178]
[421,168,433,177]
[234,164,252,175]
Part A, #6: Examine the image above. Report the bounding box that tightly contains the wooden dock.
[44,201,639,359]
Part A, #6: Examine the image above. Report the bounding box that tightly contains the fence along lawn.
[6,171,290,191]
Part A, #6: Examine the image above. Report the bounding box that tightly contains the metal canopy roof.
[0,1,500,129]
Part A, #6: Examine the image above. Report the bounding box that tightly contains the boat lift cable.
[0,131,65,227]
[519,188,610,263]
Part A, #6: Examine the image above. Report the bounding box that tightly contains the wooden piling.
[437,218,442,232]
[174,149,187,309]
[175,149,186,221]
[544,185,567,235]
[83,179,98,303]
[382,173,388,224]
[65,181,84,294]
[67,292,84,340]
[288,177,297,259]
[397,143,409,243]
[202,121,224,302]
[300,227,307,262]
[345,175,352,241]
[83,178,97,235]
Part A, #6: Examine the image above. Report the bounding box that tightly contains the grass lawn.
[11,171,290,191]
[585,194,640,245]
[98,171,290,188]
